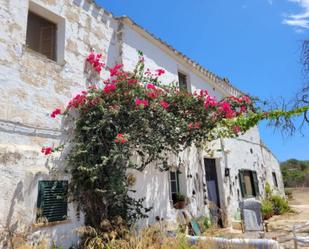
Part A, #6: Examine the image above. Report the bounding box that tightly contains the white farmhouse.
[0,0,284,247]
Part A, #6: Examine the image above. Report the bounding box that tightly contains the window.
[170,171,180,204]
[26,11,57,61]
[272,172,278,187]
[37,180,68,222]
[239,170,259,198]
[178,72,188,91]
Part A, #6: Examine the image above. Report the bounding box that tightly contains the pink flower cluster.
[204,95,218,109]
[109,64,123,77]
[145,68,165,77]
[232,125,241,134]
[114,133,128,144]
[147,84,156,90]
[155,69,165,76]
[218,101,235,119]
[87,52,105,73]
[50,108,61,118]
[188,122,201,129]
[160,100,169,109]
[135,99,149,108]
[228,95,251,104]
[67,91,88,109]
[103,84,117,94]
[41,147,53,155]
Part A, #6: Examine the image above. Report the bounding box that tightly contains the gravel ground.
[265,188,309,249]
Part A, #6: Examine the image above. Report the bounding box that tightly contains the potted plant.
[175,193,186,209]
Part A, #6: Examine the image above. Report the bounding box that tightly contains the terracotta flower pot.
[176,201,186,209]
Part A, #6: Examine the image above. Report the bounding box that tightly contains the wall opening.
[26,1,65,64]
[178,71,188,91]
[239,170,259,198]
[26,11,57,61]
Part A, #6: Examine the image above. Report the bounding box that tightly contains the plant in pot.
[175,193,186,209]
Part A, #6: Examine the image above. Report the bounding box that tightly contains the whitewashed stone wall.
[121,21,284,227]
[0,0,284,247]
[0,0,119,247]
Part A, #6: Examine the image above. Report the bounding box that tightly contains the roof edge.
[117,16,244,97]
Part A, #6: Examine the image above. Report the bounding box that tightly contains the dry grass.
[83,226,257,249]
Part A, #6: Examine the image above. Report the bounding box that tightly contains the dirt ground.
[265,188,309,248]
[212,188,309,248]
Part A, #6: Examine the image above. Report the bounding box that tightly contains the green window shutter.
[251,171,259,197]
[37,180,68,222]
[176,170,180,193]
[239,170,246,198]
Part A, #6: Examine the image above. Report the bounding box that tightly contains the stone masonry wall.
[0,0,119,247]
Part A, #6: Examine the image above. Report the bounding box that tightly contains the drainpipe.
[219,137,231,227]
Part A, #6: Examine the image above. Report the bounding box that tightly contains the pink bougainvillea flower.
[87,52,105,73]
[135,99,149,108]
[155,69,165,76]
[114,133,128,144]
[147,92,158,99]
[67,92,88,109]
[240,105,247,113]
[240,95,251,104]
[188,122,201,129]
[144,68,152,76]
[50,108,62,118]
[219,101,235,119]
[204,95,217,109]
[159,100,169,109]
[146,83,156,90]
[103,84,117,94]
[109,64,123,77]
[194,122,201,129]
[232,125,241,134]
[41,147,53,155]
[128,78,138,85]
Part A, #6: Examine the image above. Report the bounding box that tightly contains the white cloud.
[283,0,309,30]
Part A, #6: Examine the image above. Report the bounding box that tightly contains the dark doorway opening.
[204,158,223,227]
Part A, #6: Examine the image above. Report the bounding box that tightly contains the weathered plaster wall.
[121,22,284,227]
[129,145,210,228]
[0,0,119,247]
[121,23,222,99]
[0,0,284,246]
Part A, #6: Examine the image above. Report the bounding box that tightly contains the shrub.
[265,182,272,199]
[261,183,291,220]
[261,199,274,220]
[176,193,186,202]
[270,195,290,215]
[196,216,212,233]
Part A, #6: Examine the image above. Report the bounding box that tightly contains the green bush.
[261,199,274,220]
[261,183,291,220]
[196,216,212,233]
[270,195,290,215]
[265,182,272,199]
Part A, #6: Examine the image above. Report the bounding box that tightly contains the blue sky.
[97,0,309,162]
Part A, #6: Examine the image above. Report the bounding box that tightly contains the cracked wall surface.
[0,0,284,247]
[0,0,118,247]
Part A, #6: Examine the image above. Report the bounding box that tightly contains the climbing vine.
[42,51,309,234]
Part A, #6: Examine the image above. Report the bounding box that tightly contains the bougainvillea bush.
[43,51,308,236]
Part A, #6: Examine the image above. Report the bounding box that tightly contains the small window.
[178,72,188,91]
[26,11,57,61]
[37,180,68,222]
[170,171,180,204]
[272,172,278,187]
[239,170,259,198]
